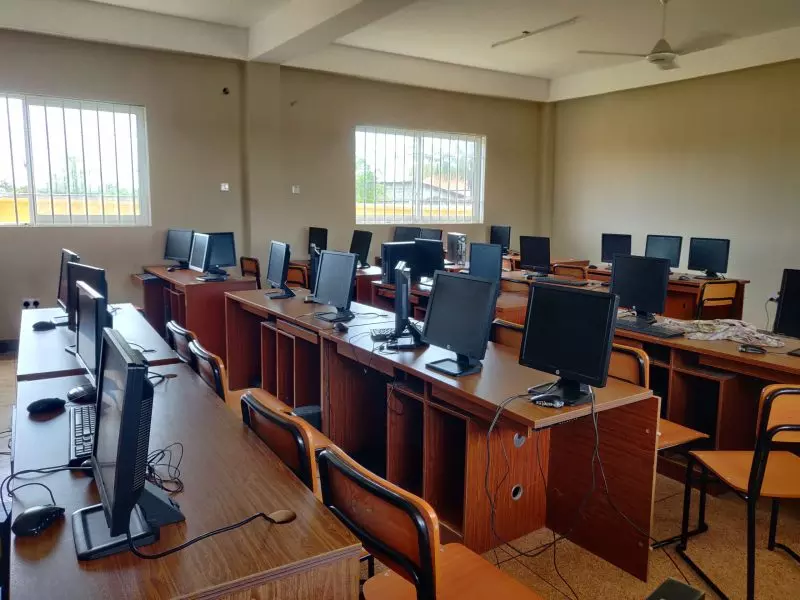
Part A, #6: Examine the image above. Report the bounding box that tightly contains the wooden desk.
[135,266,257,359]
[588,268,750,320]
[502,255,590,272]
[317,329,659,581]
[288,261,383,304]
[12,364,361,599]
[17,304,178,382]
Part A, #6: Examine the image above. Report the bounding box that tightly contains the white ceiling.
[337,0,800,78]
[81,0,286,27]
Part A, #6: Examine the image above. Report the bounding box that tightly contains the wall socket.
[220,182,230,192]
[291,185,300,195]
[22,298,41,309]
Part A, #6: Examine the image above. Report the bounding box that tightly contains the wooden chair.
[490,319,524,352]
[165,320,197,368]
[552,264,587,280]
[188,339,227,402]
[287,264,308,288]
[677,385,800,600]
[242,389,334,453]
[239,256,262,289]
[696,280,738,319]
[318,446,543,600]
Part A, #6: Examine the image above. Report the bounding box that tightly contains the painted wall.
[552,60,800,325]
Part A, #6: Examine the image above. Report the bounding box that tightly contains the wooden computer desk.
[288,261,383,304]
[11,363,361,600]
[17,304,178,382]
[502,255,590,272]
[317,329,658,582]
[134,266,257,359]
[588,268,750,320]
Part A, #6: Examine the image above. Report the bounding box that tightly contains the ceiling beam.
[248,0,415,63]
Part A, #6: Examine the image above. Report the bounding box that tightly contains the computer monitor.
[76,281,109,387]
[412,238,444,283]
[418,228,443,241]
[57,249,80,313]
[265,241,295,299]
[313,251,358,322]
[163,228,194,269]
[601,233,632,265]
[388,261,424,349]
[688,237,730,278]
[349,230,373,268]
[381,241,416,284]
[188,233,209,273]
[446,232,467,265]
[67,262,107,332]
[520,283,618,406]
[774,268,800,339]
[610,254,670,324]
[519,236,551,275]
[205,232,237,277]
[489,225,511,254]
[646,235,683,270]
[394,226,422,242]
[468,243,503,284]
[309,227,328,255]
[73,328,184,560]
[422,272,499,377]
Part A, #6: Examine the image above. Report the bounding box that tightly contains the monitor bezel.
[313,250,358,311]
[266,240,291,290]
[601,233,632,264]
[163,228,195,262]
[687,237,731,274]
[519,235,551,273]
[205,232,237,270]
[610,254,671,316]
[645,234,683,269]
[489,225,511,252]
[468,242,503,283]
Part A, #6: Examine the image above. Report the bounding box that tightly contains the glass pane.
[131,113,140,211]
[29,105,52,209]
[0,98,15,224]
[46,105,70,217]
[98,108,118,218]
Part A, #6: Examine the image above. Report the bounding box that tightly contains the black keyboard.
[371,327,396,341]
[616,319,683,338]
[535,277,589,287]
[69,404,96,466]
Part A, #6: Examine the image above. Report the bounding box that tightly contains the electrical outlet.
[291,185,300,195]
[220,183,230,192]
[22,298,40,309]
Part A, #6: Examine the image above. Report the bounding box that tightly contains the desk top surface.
[587,267,750,286]
[290,260,382,278]
[502,271,606,287]
[371,279,528,307]
[11,364,360,599]
[17,305,178,381]
[144,265,256,287]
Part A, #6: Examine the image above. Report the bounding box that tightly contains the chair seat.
[691,450,800,499]
[363,543,543,600]
[658,419,708,451]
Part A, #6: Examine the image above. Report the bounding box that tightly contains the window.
[0,93,150,226]
[355,126,486,225]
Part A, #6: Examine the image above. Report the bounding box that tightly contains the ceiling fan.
[491,15,581,49]
[578,0,714,71]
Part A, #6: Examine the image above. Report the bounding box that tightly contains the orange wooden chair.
[696,280,738,319]
[239,256,262,289]
[165,320,197,368]
[552,264,588,279]
[188,339,228,403]
[489,319,524,352]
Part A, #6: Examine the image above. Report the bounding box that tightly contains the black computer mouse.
[679,275,691,281]
[32,320,56,332]
[27,397,66,415]
[588,264,598,269]
[12,505,65,537]
[739,344,767,355]
[334,322,349,333]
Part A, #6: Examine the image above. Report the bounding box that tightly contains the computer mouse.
[679,275,691,281]
[27,397,66,415]
[67,384,96,404]
[334,322,349,333]
[166,266,178,272]
[32,320,56,332]
[12,505,65,537]
[738,344,767,355]
[588,264,598,270]
[600,282,610,287]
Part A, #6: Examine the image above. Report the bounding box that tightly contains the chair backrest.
[697,281,738,318]
[165,320,197,367]
[240,256,262,289]
[241,391,317,493]
[188,339,227,401]
[286,264,308,288]
[749,385,800,497]
[608,344,649,388]
[553,264,588,280]
[490,319,524,353]
[318,446,440,599]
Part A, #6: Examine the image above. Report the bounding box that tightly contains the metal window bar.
[61,101,73,223]
[79,102,89,221]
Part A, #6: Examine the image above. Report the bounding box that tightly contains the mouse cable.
[9,482,56,507]
[1,465,90,519]
[146,443,184,495]
[129,341,156,354]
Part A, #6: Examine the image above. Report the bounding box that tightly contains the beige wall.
[553,60,800,324]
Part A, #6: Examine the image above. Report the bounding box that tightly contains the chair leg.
[677,456,694,551]
[746,498,757,600]
[768,499,800,563]
[653,453,710,549]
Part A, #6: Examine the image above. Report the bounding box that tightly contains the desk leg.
[225,298,263,391]
[546,396,659,582]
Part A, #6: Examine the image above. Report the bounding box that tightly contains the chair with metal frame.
[696,280,738,319]
[676,384,800,600]
[165,320,197,368]
[318,445,542,600]
[188,339,228,403]
[239,256,262,289]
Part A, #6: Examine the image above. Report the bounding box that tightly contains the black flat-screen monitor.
[76,281,108,387]
[395,262,411,337]
[381,241,416,284]
[645,235,683,269]
[418,228,442,241]
[57,249,80,311]
[206,232,237,270]
[446,232,467,265]
[188,233,210,273]
[67,263,107,332]
[394,226,421,242]
[774,268,800,339]
[610,254,670,322]
[412,238,444,282]
[601,233,632,264]
[489,225,511,253]
[349,230,373,268]
[313,251,358,322]
[519,236,551,274]
[520,283,618,406]
[688,237,730,278]
[309,227,328,255]
[163,229,194,266]
[422,272,499,377]
[468,243,502,284]
[266,241,294,298]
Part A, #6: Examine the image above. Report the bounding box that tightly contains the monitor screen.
[519,236,550,273]
[163,228,194,262]
[76,282,107,386]
[646,235,682,269]
[446,232,467,265]
[520,284,618,387]
[188,233,210,272]
[468,243,502,283]
[381,241,416,284]
[266,241,290,289]
[349,230,373,267]
[206,232,236,269]
[67,263,107,332]
[688,237,730,275]
[601,234,632,264]
[610,255,670,316]
[422,272,498,361]
[314,251,357,310]
[309,227,328,254]
[412,239,444,281]
[394,226,421,242]
[418,228,442,241]
[489,225,511,252]
[774,268,800,338]
[57,249,80,310]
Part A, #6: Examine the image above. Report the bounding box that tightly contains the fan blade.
[577,50,648,58]
[675,32,734,55]
[491,16,580,49]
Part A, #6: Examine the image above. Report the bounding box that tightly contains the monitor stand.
[166,261,189,272]
[387,321,426,351]
[266,283,296,300]
[529,378,592,407]
[695,269,722,280]
[73,482,185,561]
[316,308,355,323]
[426,353,481,377]
[196,267,228,282]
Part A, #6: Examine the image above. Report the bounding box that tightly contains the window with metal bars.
[0,93,150,226]
[355,126,486,225]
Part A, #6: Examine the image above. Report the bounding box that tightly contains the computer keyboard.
[370,327,396,341]
[534,277,589,287]
[69,404,96,466]
[615,319,684,338]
